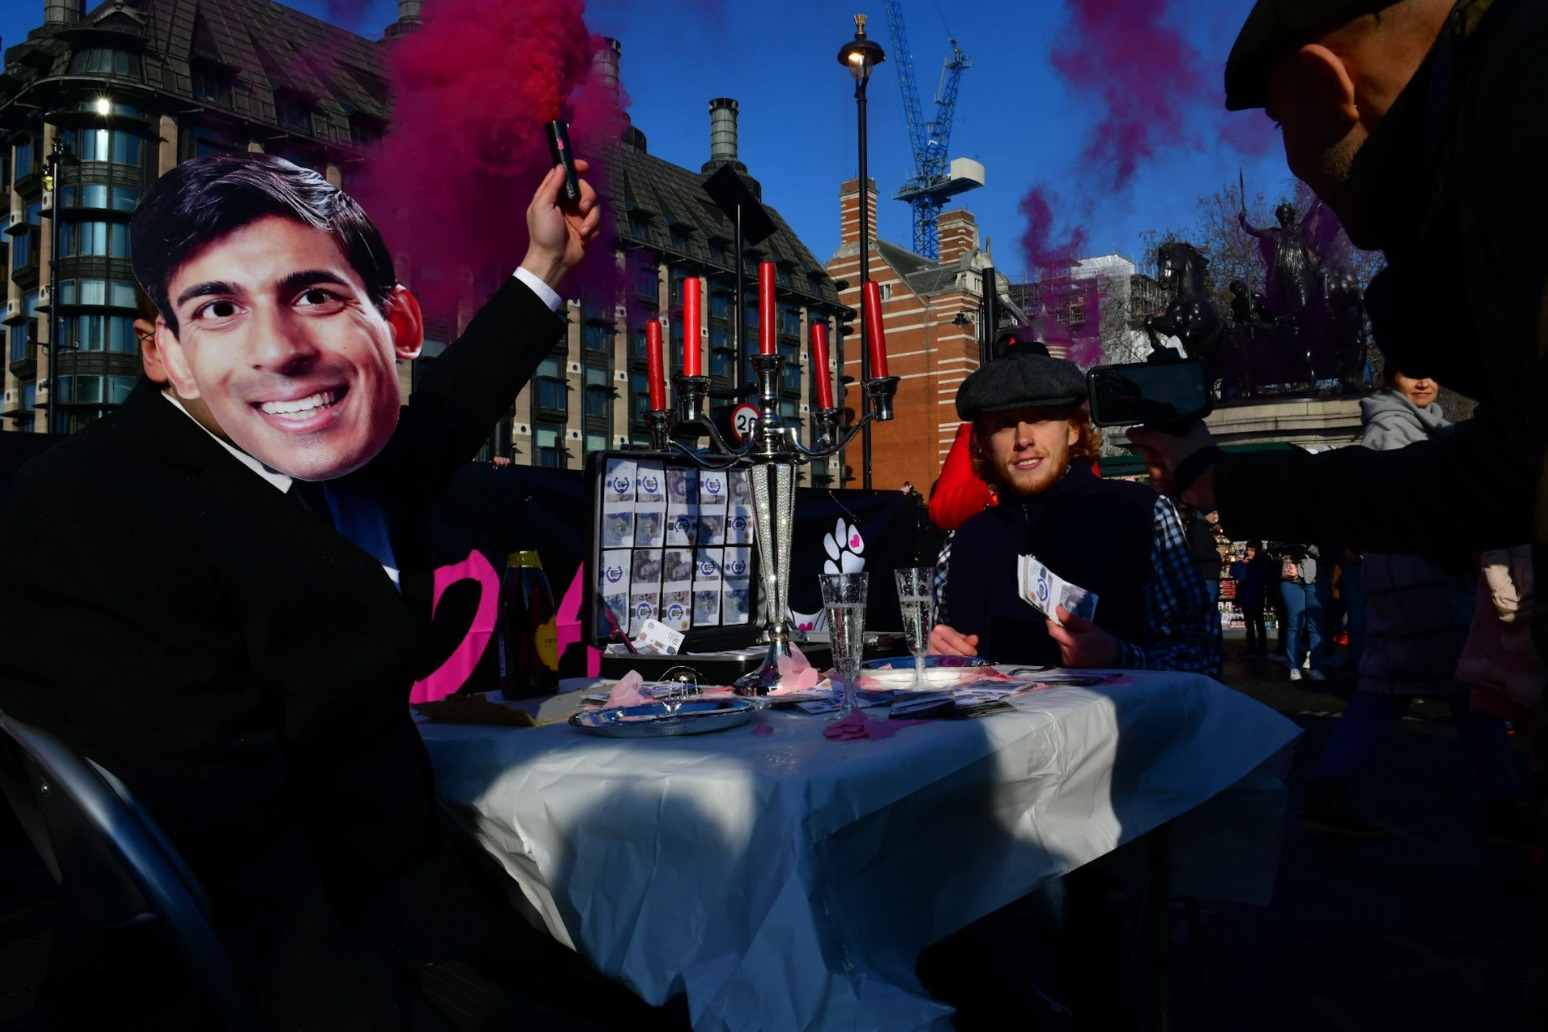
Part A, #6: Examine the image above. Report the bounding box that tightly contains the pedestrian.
[1230,542,1270,658]
[1271,543,1326,682]
[1304,368,1521,840]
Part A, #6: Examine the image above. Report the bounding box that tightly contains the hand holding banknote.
[1045,606,1119,668]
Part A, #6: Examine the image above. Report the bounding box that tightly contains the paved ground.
[1,641,1540,1030]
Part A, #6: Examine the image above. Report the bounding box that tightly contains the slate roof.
[610,134,840,309]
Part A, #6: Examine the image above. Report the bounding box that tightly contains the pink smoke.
[1019,0,1276,290]
[351,0,625,323]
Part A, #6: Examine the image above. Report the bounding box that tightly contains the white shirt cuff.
[513,267,563,312]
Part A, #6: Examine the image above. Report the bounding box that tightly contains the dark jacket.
[942,469,1156,664]
[0,278,563,1029]
[1213,0,1548,642]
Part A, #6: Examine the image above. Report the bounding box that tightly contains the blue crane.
[883,0,979,260]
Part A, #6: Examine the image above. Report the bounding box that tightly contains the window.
[69,49,142,77]
[57,375,105,404]
[349,116,384,148]
[629,326,649,364]
[779,398,799,420]
[194,128,240,157]
[669,269,692,305]
[534,356,566,417]
[582,322,610,353]
[534,426,562,468]
[9,324,29,362]
[584,431,608,455]
[60,222,131,258]
[23,292,39,319]
[11,228,31,271]
[22,385,36,412]
[634,263,659,301]
[190,65,234,105]
[669,225,690,251]
[109,375,135,404]
[709,347,733,381]
[627,372,650,423]
[275,94,311,130]
[780,345,801,393]
[14,138,35,179]
[583,365,610,419]
[709,240,728,263]
[62,314,138,353]
[71,128,145,166]
[62,185,139,212]
[710,292,730,322]
[627,212,651,239]
[781,307,801,339]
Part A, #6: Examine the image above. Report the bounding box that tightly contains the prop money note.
[1017,554,1099,627]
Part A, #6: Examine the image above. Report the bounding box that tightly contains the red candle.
[758,261,776,355]
[862,279,889,379]
[810,321,834,409]
[646,320,666,411]
[682,276,701,376]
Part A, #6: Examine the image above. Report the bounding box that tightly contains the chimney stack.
[709,98,738,164]
[701,98,747,174]
[839,178,877,250]
[592,37,622,105]
[44,0,83,27]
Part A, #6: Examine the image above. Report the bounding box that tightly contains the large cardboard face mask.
[156,215,422,481]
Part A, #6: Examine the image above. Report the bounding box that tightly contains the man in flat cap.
[929,353,1219,674]
[1133,0,1547,651]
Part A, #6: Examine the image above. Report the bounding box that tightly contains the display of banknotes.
[1017,554,1098,626]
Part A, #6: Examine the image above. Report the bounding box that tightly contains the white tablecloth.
[421,671,1300,1032]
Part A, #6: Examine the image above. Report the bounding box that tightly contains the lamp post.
[41,134,75,437]
[838,14,883,490]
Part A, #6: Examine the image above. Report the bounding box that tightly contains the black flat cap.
[1225,0,1395,110]
[956,353,1087,420]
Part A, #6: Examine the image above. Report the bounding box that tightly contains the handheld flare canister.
[545,120,582,207]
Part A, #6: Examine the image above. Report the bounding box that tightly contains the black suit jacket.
[0,278,563,1029]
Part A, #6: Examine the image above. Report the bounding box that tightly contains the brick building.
[826,177,1019,491]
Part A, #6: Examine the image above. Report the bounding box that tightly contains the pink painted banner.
[410,549,501,704]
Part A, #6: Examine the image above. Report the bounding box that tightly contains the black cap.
[1225,0,1394,111]
[956,353,1087,420]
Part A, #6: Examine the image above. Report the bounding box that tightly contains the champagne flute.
[893,567,936,689]
[819,572,869,718]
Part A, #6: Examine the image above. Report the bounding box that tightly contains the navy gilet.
[942,469,1157,665]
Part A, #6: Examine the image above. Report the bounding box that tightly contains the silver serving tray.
[569,698,755,738]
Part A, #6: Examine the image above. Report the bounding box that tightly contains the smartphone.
[545,120,582,207]
[1085,360,1211,428]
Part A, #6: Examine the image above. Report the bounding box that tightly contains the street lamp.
[41,134,76,437]
[838,14,883,489]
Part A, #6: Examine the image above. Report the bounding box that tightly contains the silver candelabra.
[645,354,898,693]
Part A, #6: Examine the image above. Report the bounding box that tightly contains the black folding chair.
[0,709,261,1032]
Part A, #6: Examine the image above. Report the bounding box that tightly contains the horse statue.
[1144,241,1252,398]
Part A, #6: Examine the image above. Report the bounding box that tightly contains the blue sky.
[2,0,1297,278]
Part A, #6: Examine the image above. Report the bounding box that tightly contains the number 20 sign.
[729,402,760,444]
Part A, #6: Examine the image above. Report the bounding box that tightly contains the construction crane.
[883,0,983,260]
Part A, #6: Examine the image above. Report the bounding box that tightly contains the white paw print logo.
[823,517,866,574]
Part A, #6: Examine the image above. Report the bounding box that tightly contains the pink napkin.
[766,644,824,696]
[821,710,929,741]
[604,671,650,708]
